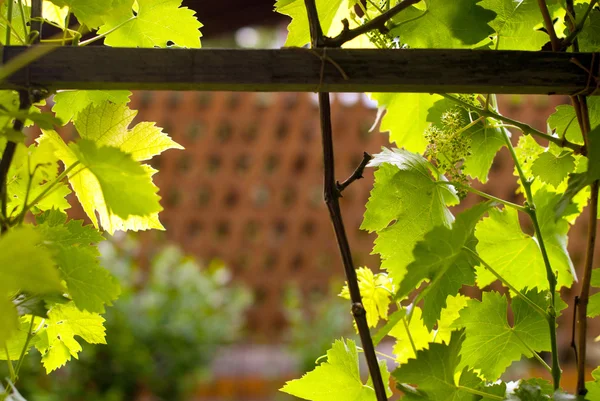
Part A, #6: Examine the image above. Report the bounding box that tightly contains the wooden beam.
[1,46,598,94]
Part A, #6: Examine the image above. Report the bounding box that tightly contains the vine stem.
[435,180,527,212]
[537,0,560,51]
[577,181,598,394]
[440,94,584,155]
[303,1,387,399]
[5,0,13,45]
[491,95,561,388]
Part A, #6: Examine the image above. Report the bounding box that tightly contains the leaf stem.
[78,16,136,47]
[401,313,418,356]
[463,247,549,319]
[456,385,503,400]
[14,316,35,378]
[14,161,80,222]
[5,0,13,46]
[435,180,527,212]
[3,344,15,383]
[17,0,27,41]
[440,94,584,155]
[514,331,553,373]
[492,95,562,390]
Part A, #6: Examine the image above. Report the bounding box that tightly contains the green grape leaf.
[0,1,30,45]
[339,267,393,328]
[462,121,506,183]
[0,297,19,345]
[71,140,161,218]
[586,368,600,401]
[0,226,62,295]
[52,90,132,124]
[39,130,163,233]
[394,330,501,400]
[275,0,346,47]
[6,140,71,216]
[280,338,391,401]
[398,202,491,330]
[74,102,183,161]
[588,293,600,318]
[548,105,584,145]
[531,151,576,187]
[390,0,495,48]
[557,121,600,218]
[569,4,600,52]
[36,210,119,314]
[369,93,443,153]
[0,316,43,360]
[454,291,551,380]
[513,378,554,401]
[592,268,600,287]
[475,190,575,290]
[480,0,549,50]
[46,0,127,29]
[0,227,62,344]
[40,0,69,28]
[98,0,202,48]
[362,148,455,285]
[35,303,106,373]
[435,294,469,345]
[389,306,431,364]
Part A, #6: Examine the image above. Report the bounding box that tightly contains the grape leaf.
[398,202,491,330]
[36,210,120,314]
[0,1,30,45]
[52,90,132,124]
[557,122,600,218]
[0,297,19,346]
[480,0,550,50]
[98,0,202,48]
[462,121,506,183]
[339,267,393,328]
[35,303,106,373]
[0,226,62,295]
[435,294,469,345]
[0,316,43,360]
[280,338,391,401]
[390,0,495,48]
[588,293,600,318]
[389,306,431,364]
[454,291,551,380]
[46,0,129,29]
[0,227,62,344]
[394,330,502,400]
[369,93,443,153]
[275,0,347,47]
[362,148,455,285]
[531,151,576,187]
[6,140,71,216]
[74,102,183,161]
[475,190,575,291]
[548,105,584,145]
[39,130,163,233]
[586,367,600,401]
[569,4,600,52]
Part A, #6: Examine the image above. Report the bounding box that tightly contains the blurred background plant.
[282,283,355,374]
[4,236,252,401]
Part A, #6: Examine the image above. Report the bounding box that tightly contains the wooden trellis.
[8,23,600,399]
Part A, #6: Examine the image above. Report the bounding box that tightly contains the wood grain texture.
[1,46,598,94]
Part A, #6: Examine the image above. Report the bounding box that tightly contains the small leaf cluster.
[0,0,201,397]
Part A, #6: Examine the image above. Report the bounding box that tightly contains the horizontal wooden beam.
[1,46,598,95]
